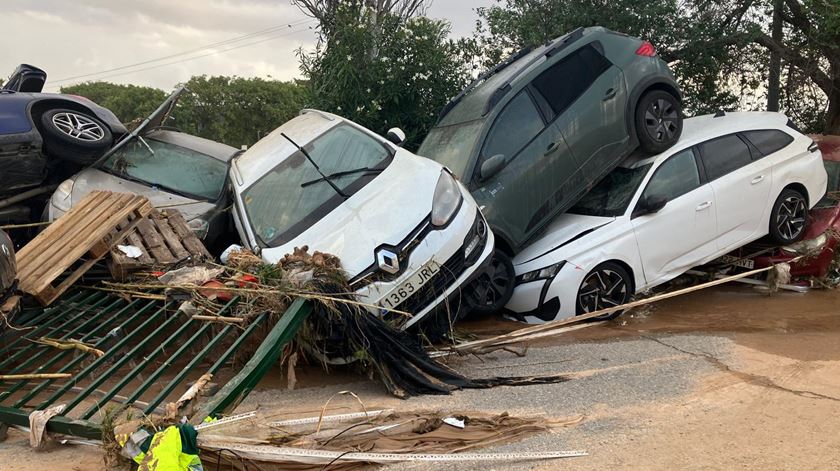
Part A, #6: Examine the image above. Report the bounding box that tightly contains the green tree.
[298,6,471,149]
[471,0,761,115]
[471,0,840,134]
[59,82,167,123]
[168,76,310,148]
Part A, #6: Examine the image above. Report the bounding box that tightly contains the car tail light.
[636,41,657,57]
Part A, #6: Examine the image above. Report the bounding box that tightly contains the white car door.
[631,148,718,285]
[697,134,773,251]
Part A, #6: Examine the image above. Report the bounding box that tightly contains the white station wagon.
[230,110,494,331]
[507,112,827,323]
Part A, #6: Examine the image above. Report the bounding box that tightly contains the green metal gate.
[0,290,310,439]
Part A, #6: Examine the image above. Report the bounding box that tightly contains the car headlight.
[516,261,566,284]
[431,170,463,227]
[781,233,829,255]
[51,179,74,212]
[187,218,210,240]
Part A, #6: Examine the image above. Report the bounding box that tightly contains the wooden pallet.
[16,191,152,305]
[107,209,212,280]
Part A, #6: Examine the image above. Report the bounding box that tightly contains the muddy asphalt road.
[2,282,840,470]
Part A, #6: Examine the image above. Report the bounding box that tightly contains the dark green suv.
[419,27,683,257]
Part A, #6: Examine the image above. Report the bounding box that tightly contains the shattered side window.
[569,164,651,217]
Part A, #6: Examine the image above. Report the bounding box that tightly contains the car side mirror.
[635,195,668,217]
[386,127,406,147]
[479,154,506,181]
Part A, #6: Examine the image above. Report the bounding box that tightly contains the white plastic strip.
[270,409,393,427]
[195,411,257,431]
[198,441,587,464]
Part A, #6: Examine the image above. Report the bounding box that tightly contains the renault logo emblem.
[376,248,400,274]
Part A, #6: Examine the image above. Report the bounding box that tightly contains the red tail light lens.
[636,41,656,57]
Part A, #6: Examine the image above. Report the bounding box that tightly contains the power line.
[49,18,314,84]
[61,24,314,85]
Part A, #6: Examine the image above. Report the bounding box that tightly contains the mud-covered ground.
[2,283,840,470]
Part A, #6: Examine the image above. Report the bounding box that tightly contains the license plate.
[377,262,440,311]
[717,255,755,270]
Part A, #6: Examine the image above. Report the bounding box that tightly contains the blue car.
[0,64,126,223]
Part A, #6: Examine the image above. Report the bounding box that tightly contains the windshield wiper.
[137,136,155,156]
[300,166,384,188]
[281,132,348,198]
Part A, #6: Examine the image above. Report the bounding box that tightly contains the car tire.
[769,188,809,245]
[575,261,633,321]
[635,90,682,154]
[464,250,516,315]
[39,109,113,165]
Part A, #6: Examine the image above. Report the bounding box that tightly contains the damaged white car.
[507,112,827,323]
[230,110,494,331]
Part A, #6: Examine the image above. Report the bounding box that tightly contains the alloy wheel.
[51,112,105,142]
[643,98,679,143]
[469,257,512,309]
[775,195,807,241]
[578,269,628,314]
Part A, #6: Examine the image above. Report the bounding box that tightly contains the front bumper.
[506,260,585,324]
[354,208,495,330]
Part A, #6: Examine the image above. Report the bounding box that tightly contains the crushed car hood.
[251,150,440,275]
[68,168,215,221]
[514,213,615,266]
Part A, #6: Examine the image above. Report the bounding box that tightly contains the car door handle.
[544,141,560,155]
[603,88,617,101]
[751,175,765,185]
[696,201,713,211]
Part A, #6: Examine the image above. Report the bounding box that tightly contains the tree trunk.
[825,84,840,135]
[767,0,783,111]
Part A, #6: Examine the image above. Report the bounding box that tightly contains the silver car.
[46,88,239,246]
[47,129,238,246]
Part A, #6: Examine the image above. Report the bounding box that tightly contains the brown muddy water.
[459,283,840,361]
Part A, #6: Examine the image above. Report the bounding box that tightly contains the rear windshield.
[101,137,228,201]
[241,124,392,247]
[569,164,652,217]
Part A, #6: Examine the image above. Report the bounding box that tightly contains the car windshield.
[417,119,484,179]
[241,123,392,247]
[569,164,652,217]
[100,137,228,201]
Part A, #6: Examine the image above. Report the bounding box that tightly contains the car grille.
[398,248,468,315]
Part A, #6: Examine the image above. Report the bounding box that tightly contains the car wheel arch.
[782,182,809,207]
[28,99,103,136]
[599,258,637,295]
[625,79,682,146]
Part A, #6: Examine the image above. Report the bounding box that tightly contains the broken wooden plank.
[108,209,211,280]
[15,191,151,305]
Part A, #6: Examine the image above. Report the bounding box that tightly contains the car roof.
[144,129,239,162]
[624,111,792,168]
[231,110,342,187]
[438,27,608,127]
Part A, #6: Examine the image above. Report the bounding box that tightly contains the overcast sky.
[0,0,491,92]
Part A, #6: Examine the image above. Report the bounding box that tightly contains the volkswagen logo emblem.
[376,248,400,274]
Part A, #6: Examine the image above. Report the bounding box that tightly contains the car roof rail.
[435,45,536,124]
[545,27,585,58]
[714,110,726,117]
[480,28,586,116]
